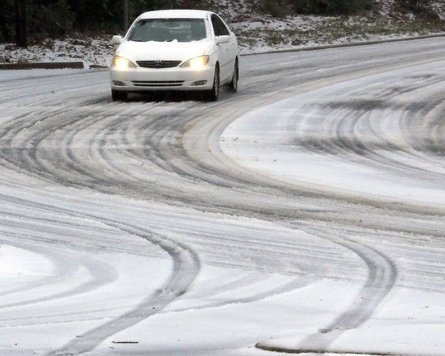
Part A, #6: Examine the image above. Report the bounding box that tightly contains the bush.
[260,0,292,17]
[398,0,422,12]
[397,0,440,20]
[260,0,374,15]
[291,0,374,15]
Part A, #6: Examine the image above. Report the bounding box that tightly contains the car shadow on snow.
[119,91,206,103]
[111,88,234,103]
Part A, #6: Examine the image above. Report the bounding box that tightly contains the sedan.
[110,9,239,101]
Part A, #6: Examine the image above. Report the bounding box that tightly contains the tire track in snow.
[166,277,313,315]
[52,222,200,356]
[1,39,445,355]
[309,228,397,333]
[256,224,397,353]
[0,238,118,313]
[0,193,200,355]
[291,70,445,186]
[0,239,81,297]
[0,96,335,279]
[50,66,432,354]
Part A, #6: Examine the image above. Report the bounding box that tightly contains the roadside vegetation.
[0,0,444,64]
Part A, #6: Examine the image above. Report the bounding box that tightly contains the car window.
[128,18,207,42]
[211,15,229,37]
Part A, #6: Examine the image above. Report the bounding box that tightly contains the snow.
[220,65,445,207]
[0,36,115,68]
[0,36,445,355]
[0,68,90,81]
[0,245,53,280]
[260,288,445,355]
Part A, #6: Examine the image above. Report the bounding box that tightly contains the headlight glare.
[112,56,136,70]
[181,55,210,70]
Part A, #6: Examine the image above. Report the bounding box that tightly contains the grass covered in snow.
[234,13,445,53]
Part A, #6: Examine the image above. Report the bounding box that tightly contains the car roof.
[138,10,213,20]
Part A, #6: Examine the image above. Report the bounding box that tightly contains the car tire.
[111,90,128,102]
[206,65,220,102]
[228,59,238,93]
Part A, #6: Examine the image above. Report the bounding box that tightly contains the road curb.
[241,32,445,56]
[0,61,84,70]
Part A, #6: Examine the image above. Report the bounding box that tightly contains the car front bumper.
[110,66,215,91]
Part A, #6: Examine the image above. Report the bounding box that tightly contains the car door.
[211,14,233,83]
[219,16,238,66]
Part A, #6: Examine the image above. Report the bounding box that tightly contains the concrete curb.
[240,32,445,56]
[0,61,84,70]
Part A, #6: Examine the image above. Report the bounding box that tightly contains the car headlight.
[180,55,210,70]
[111,56,137,70]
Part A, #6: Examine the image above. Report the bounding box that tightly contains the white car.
[110,9,239,101]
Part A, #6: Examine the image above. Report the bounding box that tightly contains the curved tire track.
[0,193,200,355]
[256,225,397,353]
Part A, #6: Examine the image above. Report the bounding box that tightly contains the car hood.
[116,40,215,62]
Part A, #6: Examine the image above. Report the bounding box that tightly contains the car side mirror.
[112,35,123,44]
[216,35,230,44]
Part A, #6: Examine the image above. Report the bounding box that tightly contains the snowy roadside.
[233,15,445,54]
[1,10,444,68]
[0,36,115,69]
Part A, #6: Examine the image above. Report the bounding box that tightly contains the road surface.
[0,37,445,355]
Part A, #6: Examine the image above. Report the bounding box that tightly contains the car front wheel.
[228,60,238,93]
[206,66,220,102]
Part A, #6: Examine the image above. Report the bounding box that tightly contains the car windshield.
[128,18,207,42]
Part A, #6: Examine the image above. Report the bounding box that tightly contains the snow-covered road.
[1,37,445,356]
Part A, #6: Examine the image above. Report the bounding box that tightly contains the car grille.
[132,80,184,87]
[136,60,181,68]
